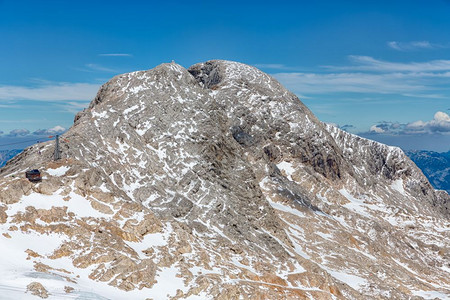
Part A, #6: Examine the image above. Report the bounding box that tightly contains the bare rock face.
[27,282,49,298]
[0,60,449,299]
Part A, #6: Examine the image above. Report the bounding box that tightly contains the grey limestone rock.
[0,60,449,299]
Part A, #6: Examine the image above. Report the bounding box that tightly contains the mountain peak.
[87,61,196,110]
[189,60,287,94]
[0,60,449,299]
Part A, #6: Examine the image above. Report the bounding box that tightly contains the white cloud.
[435,111,450,122]
[370,125,385,133]
[367,112,450,136]
[411,41,434,48]
[47,125,66,134]
[0,82,100,101]
[401,93,445,99]
[0,103,22,108]
[273,56,450,97]
[350,55,450,72]
[405,111,450,134]
[325,56,450,72]
[387,41,402,51]
[387,41,446,51]
[33,126,67,136]
[274,72,428,95]
[8,128,30,136]
[99,53,132,57]
[85,64,118,73]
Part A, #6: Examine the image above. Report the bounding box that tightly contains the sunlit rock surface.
[0,60,449,299]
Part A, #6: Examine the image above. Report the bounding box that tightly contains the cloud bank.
[368,111,450,135]
[8,129,30,137]
[32,126,66,136]
[1,126,66,137]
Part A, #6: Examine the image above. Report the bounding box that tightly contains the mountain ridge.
[0,60,449,299]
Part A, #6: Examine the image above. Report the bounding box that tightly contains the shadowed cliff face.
[0,60,448,299]
[188,61,347,181]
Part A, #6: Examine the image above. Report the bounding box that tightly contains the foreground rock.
[27,282,49,299]
[0,60,449,299]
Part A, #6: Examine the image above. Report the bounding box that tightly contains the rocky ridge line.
[0,60,448,299]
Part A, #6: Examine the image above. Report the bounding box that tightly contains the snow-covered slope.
[0,60,449,299]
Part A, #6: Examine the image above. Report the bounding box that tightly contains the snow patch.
[327,269,368,291]
[339,189,371,217]
[92,111,108,119]
[46,166,70,177]
[148,266,188,298]
[277,161,295,180]
[391,179,406,195]
[8,190,110,219]
[123,105,139,115]
[268,200,306,218]
[410,289,450,300]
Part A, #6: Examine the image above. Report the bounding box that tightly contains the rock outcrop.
[27,282,49,299]
[0,60,448,299]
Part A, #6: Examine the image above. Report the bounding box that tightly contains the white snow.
[147,266,188,299]
[268,200,306,218]
[129,86,146,94]
[1,60,449,300]
[7,190,110,219]
[0,230,73,300]
[98,183,110,193]
[276,161,295,180]
[326,269,368,291]
[441,265,450,274]
[123,105,139,115]
[125,231,168,259]
[46,166,70,177]
[391,179,406,195]
[0,218,189,300]
[339,189,387,218]
[339,188,371,217]
[410,289,450,300]
[286,231,310,259]
[392,258,419,276]
[316,231,333,240]
[136,120,153,136]
[189,266,222,277]
[230,257,260,275]
[92,111,108,119]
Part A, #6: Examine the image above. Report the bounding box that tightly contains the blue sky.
[0,0,449,151]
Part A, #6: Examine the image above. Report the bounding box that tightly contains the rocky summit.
[0,60,449,299]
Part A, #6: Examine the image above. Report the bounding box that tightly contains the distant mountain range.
[405,150,450,193]
[0,149,22,168]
